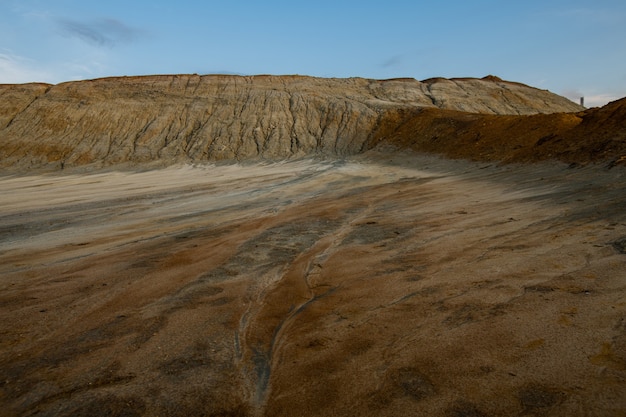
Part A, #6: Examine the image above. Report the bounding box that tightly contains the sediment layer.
[0,74,587,170]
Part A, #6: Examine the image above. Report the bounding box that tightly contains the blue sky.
[1,0,624,107]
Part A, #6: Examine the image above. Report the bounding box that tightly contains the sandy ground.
[1,152,625,416]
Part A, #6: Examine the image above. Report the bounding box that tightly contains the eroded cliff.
[0,74,584,170]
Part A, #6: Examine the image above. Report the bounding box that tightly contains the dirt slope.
[0,74,584,170]
[375,97,626,165]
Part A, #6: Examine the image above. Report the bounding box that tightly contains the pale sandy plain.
[1,151,625,416]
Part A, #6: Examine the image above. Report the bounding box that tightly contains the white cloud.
[583,93,625,108]
[561,87,625,108]
[0,49,110,84]
[0,50,54,84]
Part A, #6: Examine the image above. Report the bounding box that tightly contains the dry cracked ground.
[1,151,625,416]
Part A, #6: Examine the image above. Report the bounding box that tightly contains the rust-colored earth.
[375,96,626,166]
[1,152,625,416]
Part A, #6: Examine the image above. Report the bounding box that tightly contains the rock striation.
[0,74,583,170]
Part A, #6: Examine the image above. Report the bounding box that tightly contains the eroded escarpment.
[0,74,584,170]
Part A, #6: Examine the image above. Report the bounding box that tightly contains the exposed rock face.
[0,74,583,170]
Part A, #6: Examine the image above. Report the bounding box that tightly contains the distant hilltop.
[2,74,623,171]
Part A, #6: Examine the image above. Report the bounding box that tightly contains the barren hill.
[0,74,585,170]
[1,76,626,416]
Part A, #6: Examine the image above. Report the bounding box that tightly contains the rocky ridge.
[0,74,584,170]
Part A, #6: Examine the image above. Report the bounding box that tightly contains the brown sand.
[1,152,625,416]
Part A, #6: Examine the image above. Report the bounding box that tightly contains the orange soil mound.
[378,97,626,166]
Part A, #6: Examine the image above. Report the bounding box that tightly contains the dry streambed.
[1,153,625,416]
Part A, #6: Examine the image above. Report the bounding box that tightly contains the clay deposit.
[0,75,625,416]
[0,74,583,171]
